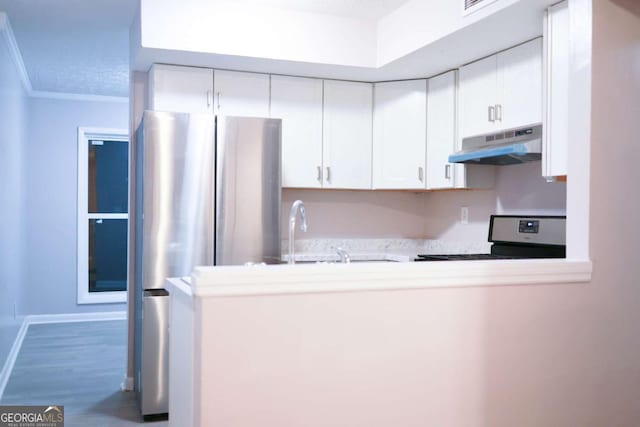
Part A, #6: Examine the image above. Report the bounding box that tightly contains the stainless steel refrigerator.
[133,111,282,418]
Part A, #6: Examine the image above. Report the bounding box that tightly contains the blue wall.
[1,13,129,374]
[0,16,27,368]
[24,97,128,314]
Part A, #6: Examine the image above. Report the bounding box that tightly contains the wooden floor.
[1,320,167,426]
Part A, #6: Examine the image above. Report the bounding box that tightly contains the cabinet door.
[148,64,214,114]
[426,71,457,189]
[497,38,543,130]
[458,55,497,138]
[270,76,324,188]
[322,80,373,190]
[213,70,270,117]
[373,80,427,189]
[543,1,569,177]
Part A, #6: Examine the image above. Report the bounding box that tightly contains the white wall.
[0,13,27,367]
[132,0,557,84]
[282,189,428,239]
[377,0,528,64]
[427,162,566,241]
[23,97,128,315]
[283,161,566,243]
[495,161,566,214]
[139,0,377,68]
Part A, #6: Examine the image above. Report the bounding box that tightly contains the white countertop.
[177,258,592,298]
[280,238,492,264]
[164,239,591,299]
[287,238,492,256]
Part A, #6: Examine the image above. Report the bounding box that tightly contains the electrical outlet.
[461,207,469,224]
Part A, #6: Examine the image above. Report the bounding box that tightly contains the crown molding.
[29,90,129,103]
[1,12,128,103]
[0,12,33,93]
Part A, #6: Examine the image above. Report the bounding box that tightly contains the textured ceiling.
[0,0,137,97]
[0,0,410,98]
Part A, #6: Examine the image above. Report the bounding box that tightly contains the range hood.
[449,124,542,165]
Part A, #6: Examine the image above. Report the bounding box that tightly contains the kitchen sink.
[286,258,400,264]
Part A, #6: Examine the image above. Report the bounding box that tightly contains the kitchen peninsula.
[167,258,591,426]
[168,211,588,427]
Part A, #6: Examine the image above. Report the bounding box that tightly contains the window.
[77,127,129,304]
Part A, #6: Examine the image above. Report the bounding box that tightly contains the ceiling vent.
[463,0,499,16]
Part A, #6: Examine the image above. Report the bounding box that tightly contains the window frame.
[77,127,129,304]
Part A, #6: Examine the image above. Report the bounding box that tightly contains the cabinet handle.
[495,104,502,121]
[206,90,212,108]
[216,92,221,110]
[445,164,451,180]
[488,106,495,122]
[418,166,424,182]
[316,166,322,182]
[325,166,331,183]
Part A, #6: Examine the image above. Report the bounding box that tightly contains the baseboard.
[0,317,29,400]
[0,311,128,400]
[26,311,127,324]
[121,375,134,392]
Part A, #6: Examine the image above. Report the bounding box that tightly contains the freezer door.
[140,289,169,416]
[216,116,282,265]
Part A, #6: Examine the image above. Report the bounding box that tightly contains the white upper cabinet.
[270,75,324,188]
[459,38,542,138]
[373,80,427,189]
[426,71,457,190]
[148,64,214,114]
[543,0,569,178]
[459,55,497,139]
[497,38,543,130]
[322,80,373,190]
[213,70,270,117]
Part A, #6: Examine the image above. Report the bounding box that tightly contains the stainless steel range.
[415,215,566,261]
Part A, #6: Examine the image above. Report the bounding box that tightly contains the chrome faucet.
[336,247,351,264]
[288,200,308,264]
